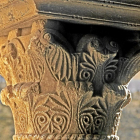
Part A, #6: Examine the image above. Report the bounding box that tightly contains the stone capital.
[0,1,140,140]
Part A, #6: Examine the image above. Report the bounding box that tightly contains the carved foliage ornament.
[0,20,136,140]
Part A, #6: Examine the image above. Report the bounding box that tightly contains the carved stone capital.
[0,1,140,140]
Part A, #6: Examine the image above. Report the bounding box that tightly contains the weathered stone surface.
[0,1,140,140]
[1,80,140,140]
[1,0,140,36]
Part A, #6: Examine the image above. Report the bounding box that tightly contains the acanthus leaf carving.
[25,84,72,135]
[0,19,138,140]
[103,57,118,83]
[79,52,96,82]
[78,84,131,135]
[116,52,140,85]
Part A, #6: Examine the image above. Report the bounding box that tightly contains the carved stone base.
[13,134,119,140]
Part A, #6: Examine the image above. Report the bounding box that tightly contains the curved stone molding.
[0,19,140,140]
[13,134,119,140]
